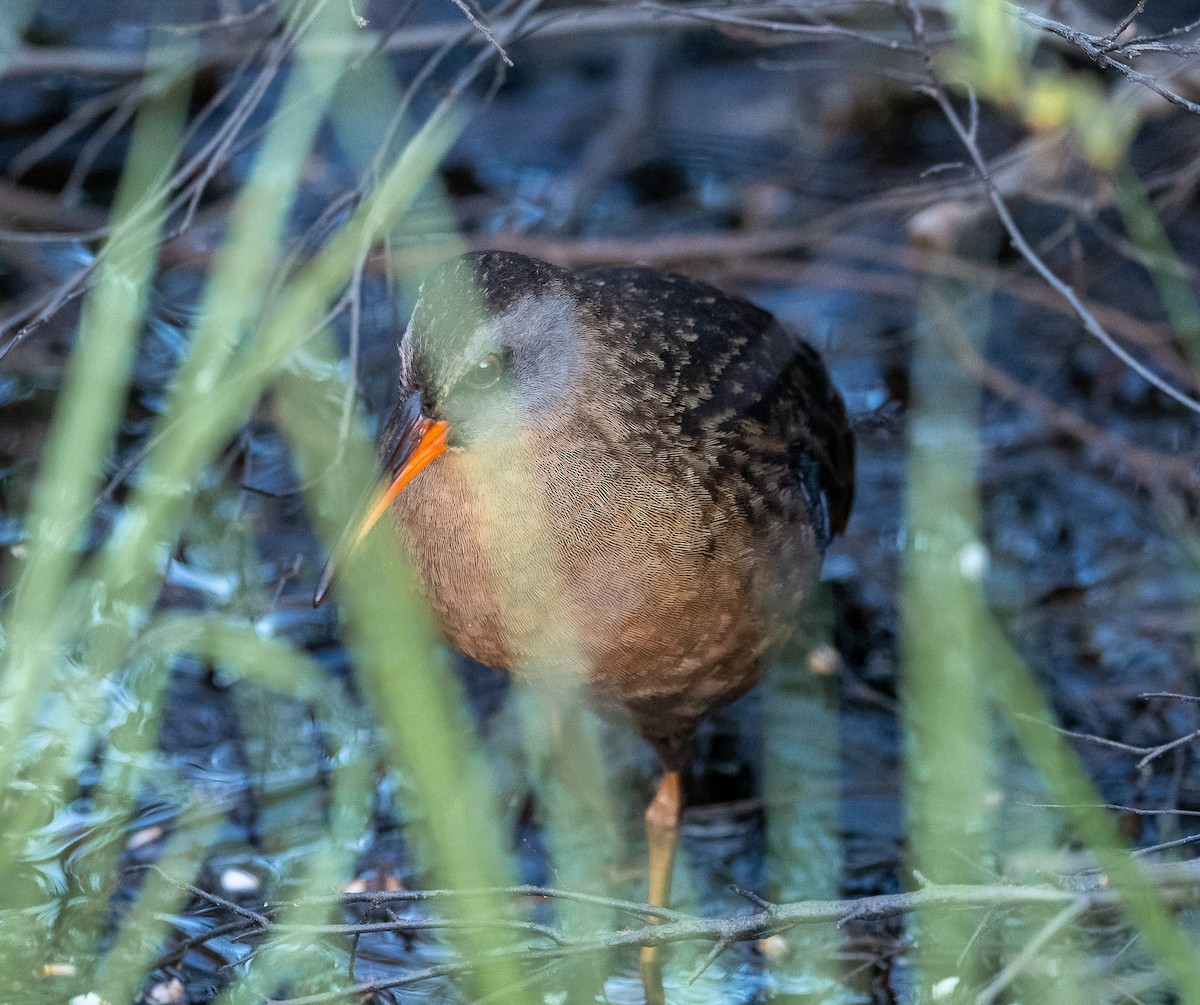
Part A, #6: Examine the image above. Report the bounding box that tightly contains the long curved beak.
[313,392,449,606]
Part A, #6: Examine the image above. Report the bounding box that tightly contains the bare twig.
[1121,16,1200,55]
[1021,802,1200,819]
[0,0,524,357]
[897,2,1200,418]
[1099,1,1147,51]
[0,3,838,77]
[1133,833,1200,858]
[60,86,143,207]
[6,81,140,181]
[146,862,1200,1005]
[1007,4,1200,116]
[307,883,690,922]
[448,0,514,66]
[1135,730,1200,771]
[1018,717,1200,770]
[638,0,928,52]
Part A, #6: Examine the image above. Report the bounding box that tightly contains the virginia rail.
[316,250,854,996]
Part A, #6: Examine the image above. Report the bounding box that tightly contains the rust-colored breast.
[388,425,783,743]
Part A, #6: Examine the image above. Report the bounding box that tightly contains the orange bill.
[353,417,449,547]
[313,407,449,607]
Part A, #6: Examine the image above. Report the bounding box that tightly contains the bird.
[315,250,854,999]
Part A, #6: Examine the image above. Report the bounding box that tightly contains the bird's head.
[400,251,586,448]
[314,252,586,605]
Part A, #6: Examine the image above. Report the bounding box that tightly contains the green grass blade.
[273,332,531,1002]
[92,801,219,1005]
[0,40,193,866]
[903,280,994,992]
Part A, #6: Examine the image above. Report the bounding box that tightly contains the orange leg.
[639,771,682,1005]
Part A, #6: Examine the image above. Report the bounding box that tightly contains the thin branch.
[6,81,140,181]
[1136,729,1200,771]
[1016,716,1200,770]
[229,863,1200,1004]
[1099,1,1147,51]
[1121,15,1200,54]
[1133,833,1200,858]
[0,3,846,77]
[448,0,514,66]
[1006,3,1200,117]
[638,0,929,52]
[60,85,143,207]
[1020,802,1200,819]
[897,3,1200,418]
[294,884,690,922]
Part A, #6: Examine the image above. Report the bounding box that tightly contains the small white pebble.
[219,868,260,895]
[908,201,979,253]
[42,962,77,977]
[145,977,186,1004]
[958,541,989,581]
[759,934,789,959]
[127,825,163,851]
[807,645,842,677]
[931,976,960,1000]
[69,994,108,1005]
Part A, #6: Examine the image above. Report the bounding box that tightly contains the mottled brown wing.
[581,265,854,540]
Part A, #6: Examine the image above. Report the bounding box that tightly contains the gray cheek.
[458,396,526,446]
[498,294,581,412]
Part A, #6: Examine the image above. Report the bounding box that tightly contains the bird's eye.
[463,352,504,389]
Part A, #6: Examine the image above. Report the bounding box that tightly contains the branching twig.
[1099,1,1146,51]
[147,862,1200,1005]
[897,1,1200,418]
[1,2,841,77]
[1024,717,1200,770]
[1007,3,1200,117]
[448,0,514,66]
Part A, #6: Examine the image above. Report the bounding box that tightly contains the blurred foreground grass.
[0,3,530,1001]
[0,0,1199,1003]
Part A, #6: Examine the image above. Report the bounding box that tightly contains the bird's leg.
[639,770,681,1005]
